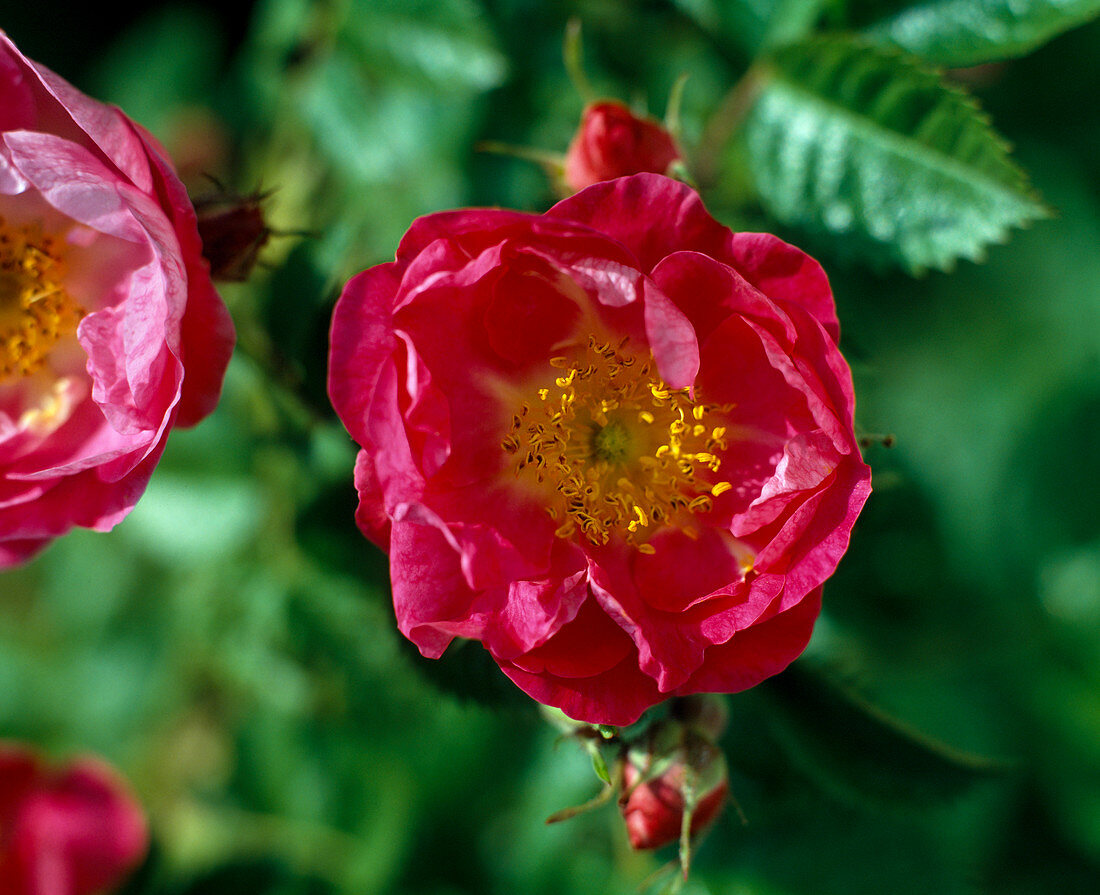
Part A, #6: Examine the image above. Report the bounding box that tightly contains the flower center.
[502,335,733,552]
[0,215,83,383]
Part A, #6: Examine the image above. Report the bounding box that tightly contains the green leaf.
[757,663,1008,809]
[865,0,1100,66]
[243,0,506,276]
[88,6,226,132]
[588,744,612,785]
[673,0,830,55]
[340,0,506,93]
[173,858,336,895]
[742,36,1049,273]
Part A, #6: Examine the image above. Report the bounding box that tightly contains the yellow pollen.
[503,334,734,551]
[0,216,83,383]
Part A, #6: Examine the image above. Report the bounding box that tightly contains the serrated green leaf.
[743,36,1049,273]
[865,0,1100,66]
[757,663,1008,809]
[673,0,830,54]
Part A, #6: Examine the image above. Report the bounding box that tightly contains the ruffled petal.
[140,129,233,427]
[727,231,839,340]
[548,174,734,274]
[389,509,485,659]
[328,263,402,447]
[675,588,822,696]
[503,657,663,727]
[478,540,589,660]
[352,450,390,550]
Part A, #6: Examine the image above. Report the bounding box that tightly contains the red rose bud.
[0,742,148,895]
[563,101,681,192]
[619,734,728,851]
[672,694,729,743]
[194,188,272,283]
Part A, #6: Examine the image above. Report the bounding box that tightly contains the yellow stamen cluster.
[1,216,83,383]
[502,335,732,552]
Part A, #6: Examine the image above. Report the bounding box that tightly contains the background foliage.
[4,0,1100,892]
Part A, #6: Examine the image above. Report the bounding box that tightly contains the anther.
[502,332,734,552]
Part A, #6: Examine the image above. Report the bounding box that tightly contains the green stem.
[233,317,330,430]
[475,141,565,173]
[694,63,768,189]
[664,72,690,144]
[563,17,597,104]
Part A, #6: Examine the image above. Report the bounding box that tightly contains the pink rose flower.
[0,742,148,895]
[0,32,235,566]
[563,101,681,193]
[329,173,871,725]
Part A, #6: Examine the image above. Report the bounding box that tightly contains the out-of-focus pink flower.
[329,173,871,725]
[563,101,681,192]
[0,31,235,566]
[0,742,148,895]
[619,737,728,850]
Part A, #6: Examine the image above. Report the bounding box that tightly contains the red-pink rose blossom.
[329,173,870,725]
[563,101,681,192]
[0,32,235,566]
[0,742,148,895]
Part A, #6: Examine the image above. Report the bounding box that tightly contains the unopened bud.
[673,693,729,742]
[0,741,148,895]
[194,188,272,282]
[563,101,682,193]
[619,731,728,851]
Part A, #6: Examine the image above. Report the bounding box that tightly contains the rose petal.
[499,647,664,727]
[548,174,735,273]
[642,278,698,388]
[727,231,839,340]
[675,588,823,695]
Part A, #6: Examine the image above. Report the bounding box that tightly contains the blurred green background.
[3,1,1100,892]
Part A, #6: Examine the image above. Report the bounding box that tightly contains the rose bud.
[563,101,682,192]
[194,188,272,283]
[0,742,148,895]
[0,32,234,566]
[672,694,729,743]
[329,173,871,726]
[619,732,728,851]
